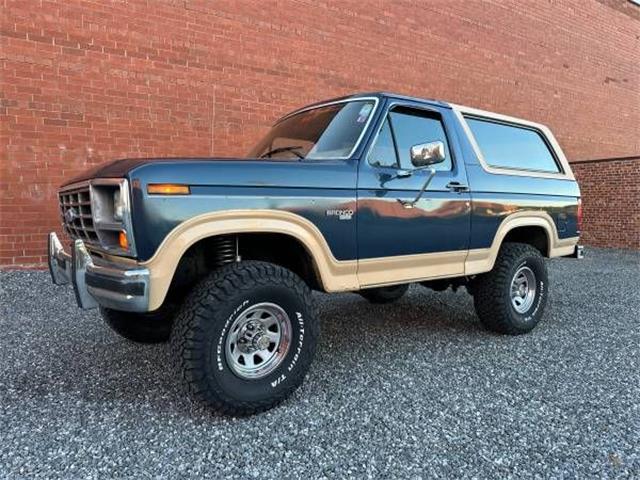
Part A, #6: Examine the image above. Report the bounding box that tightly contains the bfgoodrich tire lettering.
[472,242,549,335]
[170,261,318,415]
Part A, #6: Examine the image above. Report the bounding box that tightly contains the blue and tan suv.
[48,92,583,414]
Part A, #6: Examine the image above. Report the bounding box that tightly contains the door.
[356,101,471,287]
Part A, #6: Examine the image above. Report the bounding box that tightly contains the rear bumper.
[572,244,585,259]
[48,232,150,312]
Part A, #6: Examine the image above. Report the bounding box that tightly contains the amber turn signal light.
[119,231,129,250]
[147,184,191,195]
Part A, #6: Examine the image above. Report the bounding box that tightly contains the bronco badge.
[325,209,354,220]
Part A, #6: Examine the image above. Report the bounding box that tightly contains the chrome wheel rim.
[225,302,292,380]
[510,266,537,314]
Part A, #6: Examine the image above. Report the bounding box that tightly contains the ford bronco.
[48,92,583,414]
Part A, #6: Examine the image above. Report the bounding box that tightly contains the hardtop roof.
[277,91,547,132]
[277,92,449,123]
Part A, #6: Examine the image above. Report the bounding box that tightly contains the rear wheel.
[472,242,548,335]
[359,284,409,304]
[100,304,176,343]
[171,261,319,415]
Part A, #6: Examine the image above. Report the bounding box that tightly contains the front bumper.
[48,232,150,312]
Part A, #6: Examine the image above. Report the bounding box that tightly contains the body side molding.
[141,209,578,311]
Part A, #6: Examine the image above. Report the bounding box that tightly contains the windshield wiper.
[259,146,305,159]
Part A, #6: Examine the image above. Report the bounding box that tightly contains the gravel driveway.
[1,248,638,479]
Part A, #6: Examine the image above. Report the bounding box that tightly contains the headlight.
[113,189,124,221]
[89,179,136,257]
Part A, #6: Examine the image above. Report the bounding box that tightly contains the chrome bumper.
[572,245,585,259]
[48,232,150,312]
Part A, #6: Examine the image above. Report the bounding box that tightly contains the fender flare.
[465,211,578,275]
[141,210,358,310]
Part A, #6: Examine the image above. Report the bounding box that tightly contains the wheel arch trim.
[141,209,359,310]
[465,210,578,275]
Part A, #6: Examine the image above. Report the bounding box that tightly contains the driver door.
[356,101,471,287]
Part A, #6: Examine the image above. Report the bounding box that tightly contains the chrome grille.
[59,185,99,245]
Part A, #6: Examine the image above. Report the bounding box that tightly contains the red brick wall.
[1,0,639,266]
[572,157,640,250]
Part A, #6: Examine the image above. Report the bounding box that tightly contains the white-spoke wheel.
[225,303,292,380]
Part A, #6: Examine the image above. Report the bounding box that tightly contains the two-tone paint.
[61,92,581,310]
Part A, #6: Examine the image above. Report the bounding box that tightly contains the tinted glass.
[247,100,375,160]
[389,108,452,171]
[465,117,560,173]
[368,118,398,168]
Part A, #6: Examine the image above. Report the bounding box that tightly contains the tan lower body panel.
[358,211,578,287]
[465,210,579,275]
[138,208,579,311]
[358,233,578,290]
[358,250,467,288]
[465,238,577,276]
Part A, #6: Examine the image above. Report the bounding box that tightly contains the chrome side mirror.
[398,141,446,209]
[410,141,446,168]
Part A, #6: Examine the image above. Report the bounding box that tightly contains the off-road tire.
[359,284,409,304]
[170,261,318,415]
[472,242,548,335]
[100,304,176,343]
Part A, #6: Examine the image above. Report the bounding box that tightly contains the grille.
[59,185,99,245]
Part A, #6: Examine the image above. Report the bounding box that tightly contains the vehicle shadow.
[7,286,482,418]
[313,287,483,353]
[317,287,481,338]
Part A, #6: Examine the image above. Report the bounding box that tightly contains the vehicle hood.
[62,157,356,190]
[62,158,146,184]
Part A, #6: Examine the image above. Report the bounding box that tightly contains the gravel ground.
[1,248,639,479]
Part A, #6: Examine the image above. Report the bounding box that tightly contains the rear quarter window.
[465,117,560,173]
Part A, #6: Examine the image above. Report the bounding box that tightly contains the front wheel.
[171,261,319,415]
[471,243,548,335]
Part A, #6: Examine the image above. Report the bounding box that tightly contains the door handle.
[446,181,469,192]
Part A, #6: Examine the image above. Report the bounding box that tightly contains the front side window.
[368,106,452,171]
[368,118,398,168]
[465,117,560,173]
[247,100,375,160]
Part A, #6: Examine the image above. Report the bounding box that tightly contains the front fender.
[141,209,359,310]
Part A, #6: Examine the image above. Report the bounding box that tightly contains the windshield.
[247,100,376,160]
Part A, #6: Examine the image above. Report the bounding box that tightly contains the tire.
[170,261,319,415]
[471,242,549,335]
[359,284,409,304]
[100,304,176,344]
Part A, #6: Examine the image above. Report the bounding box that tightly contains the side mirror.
[398,141,446,209]
[410,141,446,168]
